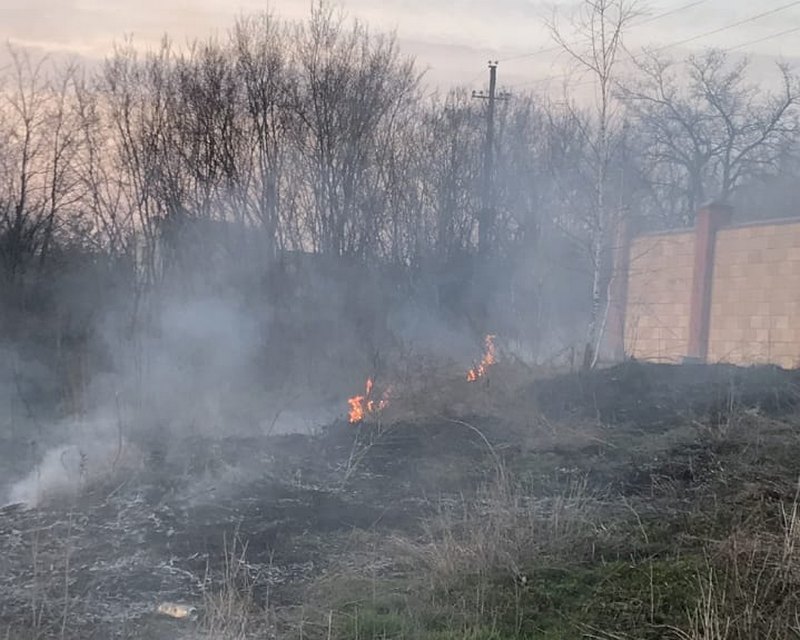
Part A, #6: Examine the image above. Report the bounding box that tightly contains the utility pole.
[472,61,510,255]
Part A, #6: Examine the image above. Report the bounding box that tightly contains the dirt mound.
[531,361,800,426]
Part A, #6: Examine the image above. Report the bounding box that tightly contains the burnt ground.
[0,417,498,638]
[533,361,800,424]
[2,361,800,638]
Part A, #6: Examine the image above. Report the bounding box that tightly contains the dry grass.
[296,400,800,639]
[8,364,800,639]
[200,533,275,640]
[373,358,546,427]
[173,470,800,640]
[285,469,612,639]
[398,471,600,590]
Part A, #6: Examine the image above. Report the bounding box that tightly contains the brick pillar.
[687,201,732,362]
[606,219,632,361]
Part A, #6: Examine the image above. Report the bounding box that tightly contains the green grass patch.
[325,557,703,639]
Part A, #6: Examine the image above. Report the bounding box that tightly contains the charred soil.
[3,361,800,639]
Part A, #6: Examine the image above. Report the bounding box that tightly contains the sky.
[2,0,800,90]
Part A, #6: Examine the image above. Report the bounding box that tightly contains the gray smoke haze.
[4,1,799,513]
[2,245,541,507]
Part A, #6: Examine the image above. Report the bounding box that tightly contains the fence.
[607,203,800,369]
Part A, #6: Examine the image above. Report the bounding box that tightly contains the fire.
[348,378,390,423]
[467,334,497,382]
[348,394,366,424]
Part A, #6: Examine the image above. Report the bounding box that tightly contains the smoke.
[121,296,260,430]
[1,255,512,507]
[4,412,142,508]
[0,199,588,512]
[1,290,274,507]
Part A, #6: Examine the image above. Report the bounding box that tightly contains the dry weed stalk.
[670,486,800,639]
[399,469,598,593]
[29,528,43,632]
[59,512,73,640]
[201,533,271,640]
[672,567,732,640]
[338,421,392,487]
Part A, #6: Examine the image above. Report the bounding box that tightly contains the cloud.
[2,0,800,90]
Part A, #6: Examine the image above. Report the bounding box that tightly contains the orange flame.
[467,334,497,382]
[348,378,390,423]
[348,394,365,424]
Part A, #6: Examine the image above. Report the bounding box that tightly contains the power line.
[727,25,800,52]
[498,0,708,63]
[506,1,800,90]
[465,69,487,86]
[499,43,560,64]
[510,24,800,92]
[654,0,800,52]
[634,0,709,26]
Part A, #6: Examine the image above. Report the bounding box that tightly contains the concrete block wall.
[617,208,800,368]
[708,222,800,368]
[624,232,695,362]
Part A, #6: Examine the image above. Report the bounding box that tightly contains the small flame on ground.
[348,378,390,423]
[467,334,497,382]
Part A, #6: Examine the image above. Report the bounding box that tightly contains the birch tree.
[548,0,639,368]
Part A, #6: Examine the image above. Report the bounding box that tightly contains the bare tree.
[292,2,418,257]
[621,49,800,226]
[74,69,136,258]
[0,4,698,369]
[233,13,294,259]
[0,47,83,283]
[548,0,639,367]
[420,90,483,260]
[101,39,177,285]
